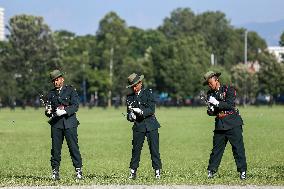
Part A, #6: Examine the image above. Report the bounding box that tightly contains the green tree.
[159,8,195,39]
[53,31,97,91]
[159,9,245,69]
[86,69,110,106]
[195,11,231,64]
[258,53,284,98]
[156,35,210,98]
[119,47,155,92]
[128,28,166,58]
[279,31,284,46]
[231,64,258,105]
[53,30,77,83]
[5,14,59,106]
[0,41,18,106]
[279,31,284,62]
[96,12,130,106]
[127,28,167,90]
[247,31,267,61]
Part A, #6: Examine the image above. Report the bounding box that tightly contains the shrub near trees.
[0,8,283,107]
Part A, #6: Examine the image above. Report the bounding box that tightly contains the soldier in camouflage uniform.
[203,71,247,180]
[45,70,83,180]
[126,73,162,179]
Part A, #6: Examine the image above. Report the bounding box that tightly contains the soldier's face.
[208,77,219,90]
[52,76,64,89]
[132,81,142,94]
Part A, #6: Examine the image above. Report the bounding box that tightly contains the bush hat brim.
[203,71,221,86]
[126,73,144,88]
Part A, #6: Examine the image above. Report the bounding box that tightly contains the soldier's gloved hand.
[209,96,219,106]
[129,112,136,120]
[56,108,67,116]
[127,112,136,122]
[132,108,143,115]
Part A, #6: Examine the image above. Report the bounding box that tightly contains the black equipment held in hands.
[200,90,215,116]
[39,93,56,123]
[200,91,209,106]
[125,99,137,122]
[39,94,50,109]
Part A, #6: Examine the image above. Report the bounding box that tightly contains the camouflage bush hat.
[50,69,63,81]
[126,73,144,88]
[203,71,221,85]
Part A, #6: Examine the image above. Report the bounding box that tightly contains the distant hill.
[238,19,284,46]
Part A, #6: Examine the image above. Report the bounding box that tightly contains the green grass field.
[0,106,283,186]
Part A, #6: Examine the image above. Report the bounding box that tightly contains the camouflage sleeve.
[65,87,79,116]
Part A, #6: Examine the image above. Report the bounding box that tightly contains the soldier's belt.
[217,110,235,119]
[143,114,156,119]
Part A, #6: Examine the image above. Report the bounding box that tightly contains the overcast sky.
[1,0,284,35]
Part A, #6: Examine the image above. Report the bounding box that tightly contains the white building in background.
[267,46,284,63]
[0,7,4,41]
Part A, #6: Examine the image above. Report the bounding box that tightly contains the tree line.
[0,8,284,107]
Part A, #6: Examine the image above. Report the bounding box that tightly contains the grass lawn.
[0,106,283,186]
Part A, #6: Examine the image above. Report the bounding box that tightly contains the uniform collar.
[216,86,220,92]
[55,85,66,95]
[219,85,226,91]
[57,86,63,91]
[137,88,145,97]
[136,90,141,96]
[212,84,222,92]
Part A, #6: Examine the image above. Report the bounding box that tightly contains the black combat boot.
[155,169,161,179]
[129,169,137,179]
[207,170,216,178]
[240,171,246,180]
[52,169,60,180]
[75,168,83,180]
